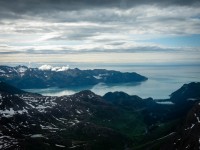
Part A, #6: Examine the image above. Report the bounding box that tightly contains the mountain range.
[0,81,200,150]
[0,65,147,89]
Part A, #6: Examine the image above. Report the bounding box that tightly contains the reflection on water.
[24,65,200,99]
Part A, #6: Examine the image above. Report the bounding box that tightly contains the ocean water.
[24,65,200,99]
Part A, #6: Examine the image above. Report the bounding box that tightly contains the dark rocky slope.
[0,82,200,150]
[170,82,200,104]
[0,82,132,150]
[160,101,200,150]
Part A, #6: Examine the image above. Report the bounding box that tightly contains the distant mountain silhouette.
[0,65,147,89]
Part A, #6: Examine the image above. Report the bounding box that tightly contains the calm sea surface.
[24,65,200,99]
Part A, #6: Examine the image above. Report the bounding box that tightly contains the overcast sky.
[0,0,200,64]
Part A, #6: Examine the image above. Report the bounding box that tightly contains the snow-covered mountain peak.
[39,65,69,72]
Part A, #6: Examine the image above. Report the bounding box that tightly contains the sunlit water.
[24,65,200,99]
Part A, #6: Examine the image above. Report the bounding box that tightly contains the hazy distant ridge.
[0,65,147,89]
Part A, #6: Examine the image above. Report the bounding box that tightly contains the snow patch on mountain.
[38,65,53,70]
[156,101,174,105]
[55,144,65,148]
[30,134,45,138]
[0,108,28,117]
[0,69,5,73]
[39,65,69,72]
[17,67,27,73]
[93,75,102,79]
[0,135,18,149]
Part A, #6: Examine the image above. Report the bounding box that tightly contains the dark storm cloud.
[1,0,200,10]
[0,0,200,19]
[0,0,199,38]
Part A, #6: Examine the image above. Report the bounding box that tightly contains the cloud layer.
[0,0,200,64]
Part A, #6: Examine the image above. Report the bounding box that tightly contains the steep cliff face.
[160,101,200,150]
